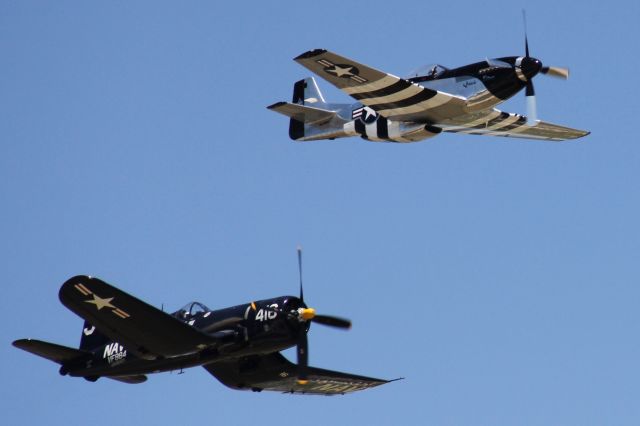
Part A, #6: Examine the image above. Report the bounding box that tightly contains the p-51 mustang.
[269,35,589,142]
[13,250,395,395]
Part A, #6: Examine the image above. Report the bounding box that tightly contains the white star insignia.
[327,65,354,78]
[85,294,116,310]
[363,107,377,120]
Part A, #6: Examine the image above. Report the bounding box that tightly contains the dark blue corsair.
[13,250,397,395]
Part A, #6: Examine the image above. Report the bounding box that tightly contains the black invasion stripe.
[377,117,389,140]
[468,112,510,130]
[351,80,412,101]
[495,116,526,132]
[355,119,366,136]
[368,89,437,111]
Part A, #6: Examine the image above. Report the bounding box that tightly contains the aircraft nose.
[521,57,542,79]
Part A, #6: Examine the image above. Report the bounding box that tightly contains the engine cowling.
[344,116,441,143]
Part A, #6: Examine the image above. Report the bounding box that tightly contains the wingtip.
[267,101,287,110]
[12,338,30,349]
[294,49,327,61]
[570,130,591,140]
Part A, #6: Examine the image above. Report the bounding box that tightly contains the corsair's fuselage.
[64,296,306,379]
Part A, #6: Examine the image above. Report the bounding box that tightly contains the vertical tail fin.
[269,77,354,141]
[289,77,328,140]
[293,77,326,105]
[80,321,109,351]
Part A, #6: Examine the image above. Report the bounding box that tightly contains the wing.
[59,275,217,360]
[294,49,467,123]
[440,108,589,141]
[203,352,394,395]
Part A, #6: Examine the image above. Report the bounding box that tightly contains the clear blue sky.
[2,1,638,425]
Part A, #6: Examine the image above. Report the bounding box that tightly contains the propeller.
[522,10,538,126]
[541,66,569,79]
[296,327,308,384]
[293,246,351,384]
[518,10,570,125]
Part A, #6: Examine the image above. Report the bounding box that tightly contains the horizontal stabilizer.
[107,375,148,384]
[13,339,89,365]
[267,102,336,125]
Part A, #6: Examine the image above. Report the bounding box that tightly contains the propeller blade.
[525,80,535,97]
[522,10,530,58]
[297,245,304,303]
[312,314,352,329]
[541,66,569,79]
[296,328,308,384]
[297,307,351,329]
[526,93,538,126]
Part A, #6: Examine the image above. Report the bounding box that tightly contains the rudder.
[80,321,110,351]
[289,77,328,140]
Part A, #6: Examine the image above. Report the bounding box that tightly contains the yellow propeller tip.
[300,307,316,320]
[297,379,309,385]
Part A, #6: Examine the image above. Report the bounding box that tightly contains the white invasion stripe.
[342,75,399,95]
[480,110,503,125]
[343,120,358,136]
[486,114,521,130]
[375,93,452,116]
[317,59,333,67]
[505,124,531,134]
[365,121,381,141]
[442,110,503,132]
[483,126,529,137]
[476,116,526,136]
[359,85,424,105]
[455,114,521,134]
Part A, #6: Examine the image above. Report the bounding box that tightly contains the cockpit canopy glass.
[406,64,449,79]
[174,301,210,319]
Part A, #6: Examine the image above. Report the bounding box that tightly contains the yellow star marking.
[85,294,116,310]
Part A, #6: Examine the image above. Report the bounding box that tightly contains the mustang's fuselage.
[269,49,586,142]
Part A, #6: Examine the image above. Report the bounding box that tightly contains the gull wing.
[204,352,394,395]
[294,49,468,123]
[59,275,217,360]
